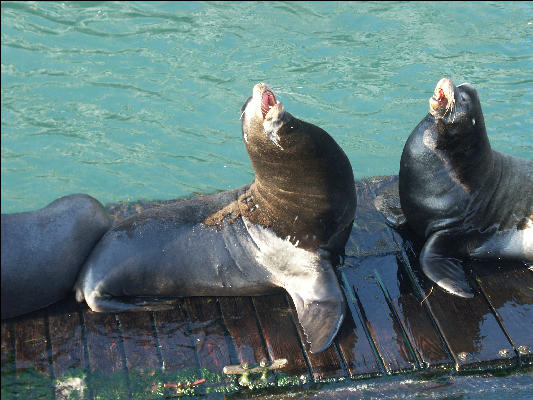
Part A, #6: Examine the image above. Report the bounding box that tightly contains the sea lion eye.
[460,92,471,104]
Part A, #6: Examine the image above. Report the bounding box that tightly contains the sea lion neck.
[245,117,356,253]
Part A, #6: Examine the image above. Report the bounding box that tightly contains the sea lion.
[397,78,533,297]
[1,194,111,319]
[75,83,356,353]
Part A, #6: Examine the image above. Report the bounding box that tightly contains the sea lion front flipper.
[420,230,474,298]
[285,258,346,354]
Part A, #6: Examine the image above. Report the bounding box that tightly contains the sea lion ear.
[420,230,474,298]
[285,259,346,353]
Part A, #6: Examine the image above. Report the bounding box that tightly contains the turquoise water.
[1,1,532,213]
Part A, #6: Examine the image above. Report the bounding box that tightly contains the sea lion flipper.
[285,258,346,354]
[288,290,345,354]
[420,231,474,298]
[83,290,180,313]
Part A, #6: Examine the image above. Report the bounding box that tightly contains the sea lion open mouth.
[261,90,277,119]
[429,78,456,119]
[436,88,448,107]
[242,83,288,148]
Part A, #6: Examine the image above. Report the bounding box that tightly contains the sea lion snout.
[253,83,285,122]
[429,78,456,119]
[243,83,288,147]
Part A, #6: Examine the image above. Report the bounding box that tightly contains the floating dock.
[1,176,532,399]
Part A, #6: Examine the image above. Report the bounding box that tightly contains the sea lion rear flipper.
[420,231,474,298]
[285,258,346,354]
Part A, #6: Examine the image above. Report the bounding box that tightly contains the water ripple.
[1,1,532,212]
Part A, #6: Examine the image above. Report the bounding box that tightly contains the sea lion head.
[238,83,356,255]
[428,78,486,142]
[240,83,292,151]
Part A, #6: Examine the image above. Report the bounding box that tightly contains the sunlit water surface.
[2,1,532,213]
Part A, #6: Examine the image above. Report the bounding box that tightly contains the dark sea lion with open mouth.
[392,78,532,297]
[1,194,111,319]
[75,83,356,353]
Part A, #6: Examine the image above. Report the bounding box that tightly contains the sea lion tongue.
[261,90,276,118]
[429,78,456,119]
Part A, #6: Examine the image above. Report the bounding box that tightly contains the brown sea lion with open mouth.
[75,83,356,353]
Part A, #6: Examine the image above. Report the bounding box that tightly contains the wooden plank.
[1,321,16,393]
[402,238,518,371]
[218,296,269,367]
[117,311,162,399]
[333,178,390,379]
[184,297,234,375]
[334,307,382,378]
[355,175,452,370]
[152,301,199,374]
[285,294,346,380]
[117,311,161,374]
[339,175,417,374]
[344,179,416,373]
[83,310,130,398]
[12,310,51,375]
[342,262,418,373]
[11,309,55,399]
[470,260,533,366]
[47,296,86,378]
[252,294,311,379]
[374,252,453,370]
[83,311,125,374]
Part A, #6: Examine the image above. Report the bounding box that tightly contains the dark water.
[1,365,532,399]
